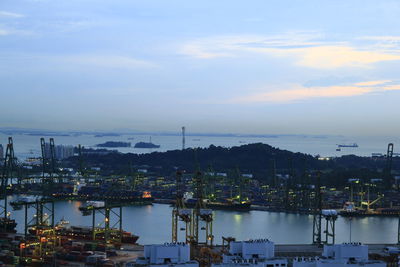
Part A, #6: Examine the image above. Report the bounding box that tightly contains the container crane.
[1,137,17,232]
[172,170,192,243]
[191,170,213,247]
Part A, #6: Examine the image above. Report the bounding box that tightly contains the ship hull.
[29,226,139,244]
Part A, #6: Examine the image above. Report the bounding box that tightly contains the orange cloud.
[181,34,400,69]
[231,80,400,103]
[355,80,392,86]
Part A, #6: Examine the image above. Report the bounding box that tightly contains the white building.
[133,243,198,267]
[55,145,74,160]
[212,239,288,267]
[293,243,385,267]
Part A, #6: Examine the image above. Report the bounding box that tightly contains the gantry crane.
[79,201,123,244]
[191,170,213,247]
[172,170,192,243]
[312,171,322,245]
[312,171,337,245]
[1,137,18,232]
[385,143,394,188]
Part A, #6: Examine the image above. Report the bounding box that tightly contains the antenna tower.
[182,127,186,150]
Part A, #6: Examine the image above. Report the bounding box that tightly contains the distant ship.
[337,143,358,148]
[182,193,251,211]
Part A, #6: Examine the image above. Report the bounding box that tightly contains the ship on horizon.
[337,143,358,148]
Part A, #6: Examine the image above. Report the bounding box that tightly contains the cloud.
[230,80,400,103]
[0,11,24,18]
[290,46,400,68]
[181,33,400,69]
[359,36,400,41]
[62,55,157,69]
[354,80,391,86]
[383,84,400,91]
[181,33,323,59]
[0,27,33,36]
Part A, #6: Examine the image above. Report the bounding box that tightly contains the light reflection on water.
[6,197,398,245]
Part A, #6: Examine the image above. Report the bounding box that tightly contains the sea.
[7,198,399,245]
[1,132,399,160]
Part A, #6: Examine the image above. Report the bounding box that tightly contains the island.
[134,142,160,148]
[96,141,131,148]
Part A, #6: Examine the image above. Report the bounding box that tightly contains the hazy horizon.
[1,0,400,136]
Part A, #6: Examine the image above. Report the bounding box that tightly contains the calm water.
[6,197,399,245]
[1,132,399,159]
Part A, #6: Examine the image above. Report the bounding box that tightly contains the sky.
[1,0,400,136]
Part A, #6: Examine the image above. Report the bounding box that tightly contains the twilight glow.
[1,0,400,135]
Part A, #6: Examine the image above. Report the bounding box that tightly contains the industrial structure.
[182,126,186,150]
[172,171,192,243]
[293,243,386,267]
[134,243,198,267]
[212,239,287,267]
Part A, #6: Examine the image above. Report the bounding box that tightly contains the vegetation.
[63,143,399,187]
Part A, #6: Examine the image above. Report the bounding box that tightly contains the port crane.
[40,138,60,183]
[172,170,192,243]
[311,171,337,246]
[79,201,123,244]
[11,197,55,237]
[191,169,213,247]
[359,183,384,212]
[1,137,18,232]
[312,172,322,245]
[384,143,394,188]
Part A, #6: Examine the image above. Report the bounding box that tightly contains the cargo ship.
[183,197,251,211]
[29,219,139,244]
[337,143,358,148]
[54,186,154,204]
[339,202,400,217]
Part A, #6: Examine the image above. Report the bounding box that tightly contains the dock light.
[20,243,26,249]
[40,237,47,242]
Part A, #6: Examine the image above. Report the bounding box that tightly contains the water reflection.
[7,199,399,245]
